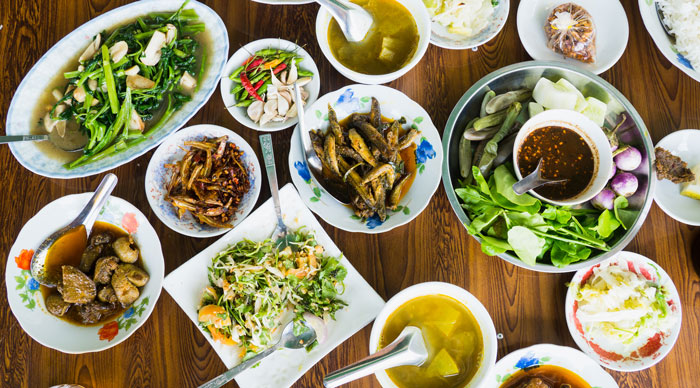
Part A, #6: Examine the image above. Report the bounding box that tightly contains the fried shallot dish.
[165,136,250,228]
[310,97,419,221]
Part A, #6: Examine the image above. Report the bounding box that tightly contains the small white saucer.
[516,0,629,74]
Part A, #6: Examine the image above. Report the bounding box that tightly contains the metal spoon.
[30,173,118,286]
[198,320,317,388]
[323,326,428,388]
[513,158,568,195]
[259,134,293,249]
[0,133,85,152]
[294,83,351,205]
[655,2,674,38]
[316,0,373,42]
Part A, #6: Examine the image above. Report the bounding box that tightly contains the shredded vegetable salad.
[574,263,677,355]
[197,229,347,359]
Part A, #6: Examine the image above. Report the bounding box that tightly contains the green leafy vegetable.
[613,196,638,230]
[591,210,620,239]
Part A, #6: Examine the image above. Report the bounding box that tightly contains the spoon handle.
[0,135,49,143]
[72,173,118,235]
[259,134,283,224]
[197,346,277,388]
[512,169,543,195]
[294,83,314,162]
[323,334,420,388]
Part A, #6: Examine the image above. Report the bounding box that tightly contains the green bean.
[101,45,119,114]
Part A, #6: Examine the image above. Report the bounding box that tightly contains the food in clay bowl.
[368,282,497,388]
[565,251,682,371]
[5,0,229,178]
[442,61,655,272]
[315,0,431,84]
[6,193,164,353]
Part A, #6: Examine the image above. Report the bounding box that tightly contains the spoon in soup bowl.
[30,173,118,287]
[316,0,373,42]
[323,326,428,387]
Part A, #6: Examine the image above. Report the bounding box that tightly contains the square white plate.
[163,183,385,388]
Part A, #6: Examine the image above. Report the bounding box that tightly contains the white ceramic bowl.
[288,84,443,234]
[369,282,497,388]
[5,0,229,178]
[513,109,613,206]
[5,193,164,353]
[429,0,510,50]
[220,38,320,132]
[639,0,700,82]
[517,0,629,74]
[565,251,682,371]
[490,344,618,387]
[654,129,700,226]
[144,124,262,238]
[315,0,431,84]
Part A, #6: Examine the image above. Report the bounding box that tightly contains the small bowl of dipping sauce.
[513,109,613,206]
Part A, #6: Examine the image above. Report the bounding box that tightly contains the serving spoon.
[0,132,86,152]
[655,2,674,38]
[513,158,568,195]
[30,173,118,287]
[198,320,317,388]
[323,326,428,388]
[316,0,373,42]
[294,83,351,205]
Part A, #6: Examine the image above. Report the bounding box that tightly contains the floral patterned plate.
[639,0,700,82]
[5,193,164,353]
[491,344,618,387]
[144,124,262,238]
[288,84,443,233]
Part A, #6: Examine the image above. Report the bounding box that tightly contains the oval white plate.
[144,124,262,238]
[490,344,618,387]
[639,0,700,82]
[654,129,700,226]
[250,0,313,4]
[565,251,682,371]
[220,38,320,132]
[288,84,443,234]
[5,0,228,179]
[429,0,510,50]
[517,0,628,74]
[5,193,164,353]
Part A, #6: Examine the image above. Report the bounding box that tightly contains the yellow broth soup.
[378,294,484,388]
[328,0,419,75]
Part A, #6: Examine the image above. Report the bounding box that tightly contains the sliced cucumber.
[556,78,588,112]
[581,81,611,104]
[532,78,577,111]
[581,97,607,127]
[528,102,544,118]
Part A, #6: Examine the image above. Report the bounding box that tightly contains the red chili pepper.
[240,73,263,102]
[242,56,254,66]
[246,57,264,71]
[272,63,287,75]
[253,79,264,91]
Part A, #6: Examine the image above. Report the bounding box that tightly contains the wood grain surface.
[1,0,698,387]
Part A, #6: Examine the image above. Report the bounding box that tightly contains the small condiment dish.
[368,282,497,388]
[220,38,320,132]
[315,0,431,85]
[428,0,509,50]
[513,109,613,206]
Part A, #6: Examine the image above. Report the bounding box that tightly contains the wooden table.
[1,0,698,387]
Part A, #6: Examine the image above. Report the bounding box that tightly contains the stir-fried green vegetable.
[198,229,347,360]
[47,1,205,169]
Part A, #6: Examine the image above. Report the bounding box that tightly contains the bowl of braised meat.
[6,193,164,353]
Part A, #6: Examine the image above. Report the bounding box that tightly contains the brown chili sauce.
[517,126,595,201]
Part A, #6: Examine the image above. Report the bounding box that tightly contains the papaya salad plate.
[5,0,228,178]
[6,193,165,353]
[163,183,385,388]
[288,84,443,233]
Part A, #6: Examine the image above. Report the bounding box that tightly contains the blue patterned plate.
[5,0,229,178]
[491,344,618,387]
[144,124,261,238]
[288,85,443,234]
